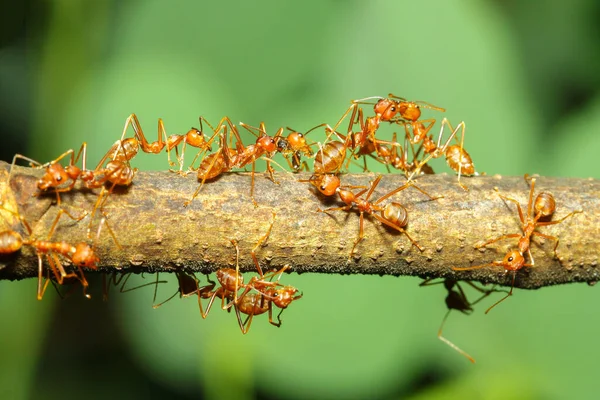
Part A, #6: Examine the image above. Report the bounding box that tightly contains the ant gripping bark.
[453,176,581,313]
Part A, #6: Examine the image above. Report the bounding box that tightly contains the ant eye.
[298,133,304,138]
[508,256,513,262]
[56,176,62,182]
[320,185,326,191]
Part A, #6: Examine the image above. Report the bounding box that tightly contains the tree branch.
[0,160,598,289]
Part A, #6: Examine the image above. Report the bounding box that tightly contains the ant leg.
[435,119,468,191]
[526,177,536,220]
[121,273,167,294]
[437,309,476,363]
[239,312,255,335]
[349,212,365,259]
[36,254,50,300]
[474,233,521,249]
[197,278,217,318]
[316,204,353,214]
[485,272,517,314]
[231,239,242,307]
[200,288,220,319]
[184,146,223,207]
[250,160,258,207]
[251,212,276,278]
[269,306,286,328]
[371,213,424,252]
[47,208,87,240]
[152,288,180,309]
[464,282,510,303]
[496,191,526,226]
[536,210,582,227]
[419,278,445,287]
[531,231,562,262]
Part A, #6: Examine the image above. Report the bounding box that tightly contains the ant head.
[188,127,201,136]
[38,164,67,190]
[374,99,398,121]
[309,174,339,196]
[269,286,300,309]
[534,192,555,219]
[186,127,213,151]
[276,137,291,152]
[287,131,307,149]
[257,135,277,153]
[501,250,525,271]
[398,102,421,121]
[72,243,99,269]
[382,202,408,228]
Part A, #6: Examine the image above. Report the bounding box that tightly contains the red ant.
[233,273,302,334]
[324,101,415,173]
[81,146,137,246]
[420,278,507,363]
[11,144,90,206]
[453,176,581,312]
[352,94,475,188]
[104,113,168,166]
[165,117,221,174]
[275,126,321,172]
[184,117,239,207]
[374,94,475,189]
[234,121,284,203]
[315,175,441,259]
[0,203,102,299]
[10,144,128,247]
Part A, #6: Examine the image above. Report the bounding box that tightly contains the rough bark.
[0,160,598,290]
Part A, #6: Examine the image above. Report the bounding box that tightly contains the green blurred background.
[1,1,599,399]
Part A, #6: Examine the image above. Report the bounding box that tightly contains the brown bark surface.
[0,160,598,289]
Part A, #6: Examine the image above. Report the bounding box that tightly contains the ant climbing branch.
[0,161,597,290]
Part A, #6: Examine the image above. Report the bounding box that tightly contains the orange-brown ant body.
[0,205,101,300]
[375,94,475,188]
[316,175,440,258]
[453,176,581,312]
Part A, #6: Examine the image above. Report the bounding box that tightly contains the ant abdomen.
[534,192,555,219]
[382,202,408,228]
[216,267,243,292]
[314,141,346,174]
[445,145,475,176]
[0,231,23,254]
